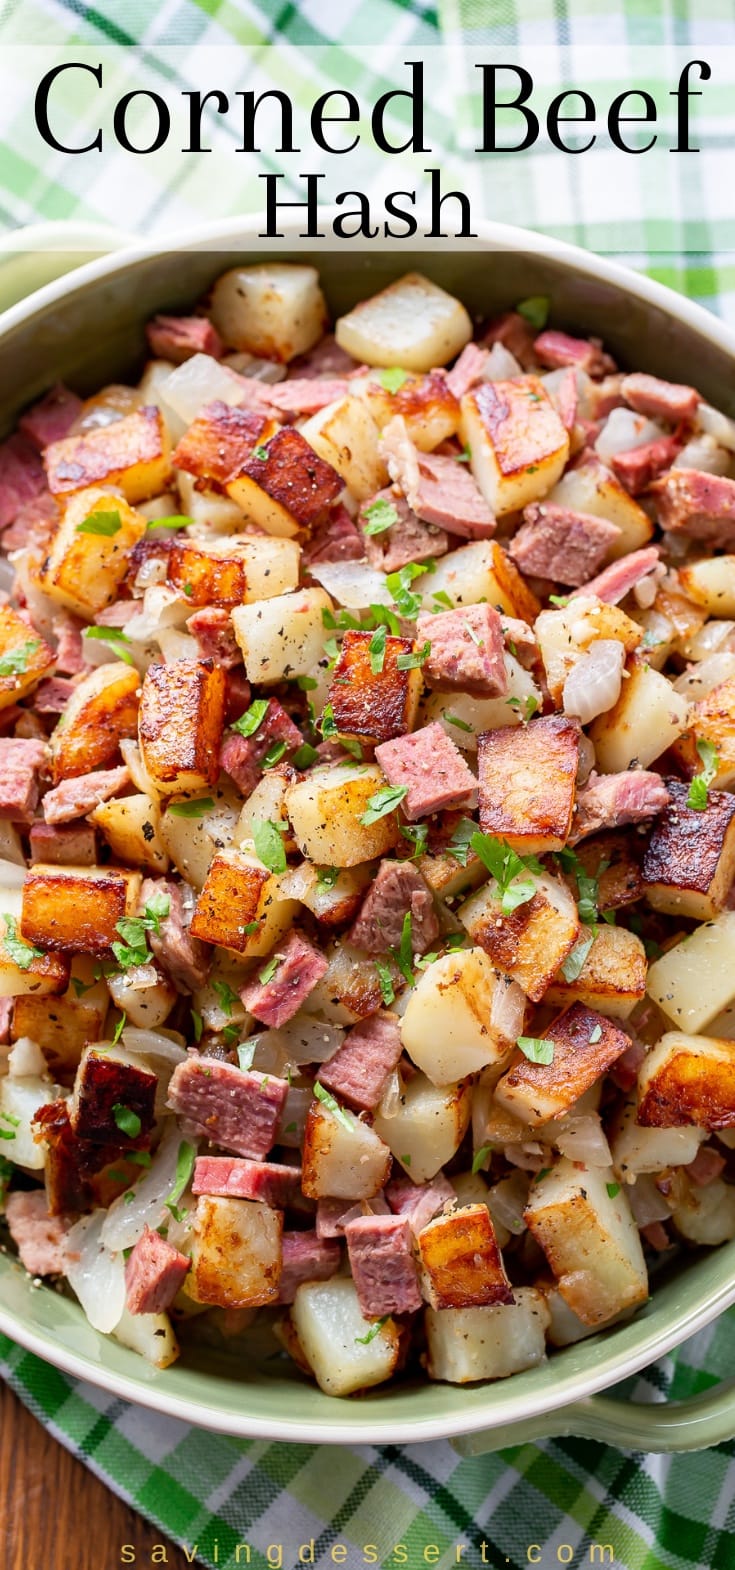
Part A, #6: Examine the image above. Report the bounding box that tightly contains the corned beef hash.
[1,264,735,1397]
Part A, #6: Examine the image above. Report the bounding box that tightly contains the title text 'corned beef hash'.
[2,264,735,1396]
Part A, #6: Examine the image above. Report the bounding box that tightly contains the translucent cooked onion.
[628,1175,672,1227]
[487,1171,530,1236]
[684,620,735,660]
[554,1114,612,1166]
[562,639,625,723]
[120,739,160,797]
[673,652,735,700]
[277,1087,312,1148]
[484,342,521,380]
[595,408,661,463]
[223,352,287,384]
[576,732,596,788]
[673,433,732,476]
[121,1027,187,1067]
[126,585,191,645]
[696,402,735,453]
[0,857,28,890]
[0,557,14,595]
[65,1211,127,1333]
[157,627,199,663]
[488,976,526,1050]
[275,1017,344,1065]
[308,560,390,609]
[378,1068,401,1120]
[101,1121,189,1253]
[134,554,169,592]
[503,1141,546,1172]
[7,1037,47,1078]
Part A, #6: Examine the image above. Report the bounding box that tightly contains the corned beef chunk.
[318,1011,403,1113]
[572,546,660,604]
[611,434,682,495]
[5,1190,71,1276]
[29,820,96,865]
[416,603,508,696]
[125,1225,190,1314]
[146,314,223,363]
[240,930,327,1028]
[509,503,617,586]
[359,488,448,573]
[348,862,439,956]
[42,765,130,825]
[140,877,210,994]
[621,372,699,424]
[570,770,670,843]
[345,1214,422,1316]
[534,329,615,378]
[650,468,735,545]
[0,433,46,529]
[277,1231,341,1303]
[220,698,303,795]
[167,1057,288,1159]
[193,1155,303,1208]
[0,737,46,821]
[187,607,243,669]
[18,384,82,450]
[386,1173,455,1235]
[375,723,476,820]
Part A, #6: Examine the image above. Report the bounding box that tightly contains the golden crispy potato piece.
[167,538,247,608]
[301,1099,392,1200]
[190,1195,282,1307]
[12,971,107,1079]
[20,863,140,956]
[564,831,644,911]
[419,539,541,622]
[461,378,569,517]
[590,657,689,774]
[210,263,327,361]
[138,659,226,793]
[172,401,271,487]
[642,780,735,920]
[42,488,146,617]
[50,662,141,784]
[637,1031,735,1129]
[0,910,69,998]
[494,1001,632,1126]
[326,629,423,746]
[45,406,171,502]
[525,1159,648,1326]
[458,871,580,1003]
[297,397,386,505]
[679,555,735,617]
[335,273,471,372]
[417,1203,514,1310]
[0,606,54,711]
[477,716,579,854]
[361,370,461,451]
[671,674,735,788]
[285,763,401,868]
[190,848,297,958]
[70,1044,157,1142]
[544,924,647,1020]
[227,427,343,538]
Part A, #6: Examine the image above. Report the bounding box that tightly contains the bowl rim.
[3,211,735,1443]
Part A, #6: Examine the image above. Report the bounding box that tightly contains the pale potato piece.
[0,1074,65,1169]
[300,396,386,502]
[418,539,540,622]
[672,1178,735,1245]
[335,272,471,372]
[524,1160,648,1326]
[300,940,388,1025]
[234,534,301,599]
[400,948,523,1085]
[541,1285,626,1346]
[637,1030,735,1129]
[535,596,643,707]
[301,1099,391,1200]
[679,555,735,617]
[189,1195,282,1307]
[424,1288,549,1384]
[373,1073,472,1183]
[547,459,654,559]
[106,964,176,1029]
[42,487,146,618]
[176,471,246,536]
[672,673,735,789]
[232,588,332,684]
[458,871,580,1003]
[279,858,371,928]
[544,925,647,1020]
[461,379,570,516]
[210,264,327,361]
[610,1095,704,1180]
[646,911,735,1032]
[589,658,689,773]
[290,1277,401,1396]
[422,658,542,751]
[285,763,401,868]
[92,792,169,873]
[113,1304,179,1369]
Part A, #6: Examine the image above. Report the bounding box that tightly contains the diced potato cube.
[235,534,300,600]
[20,863,140,956]
[360,370,461,451]
[70,1043,156,1142]
[301,1099,391,1199]
[190,1195,282,1307]
[167,538,247,608]
[547,459,654,559]
[373,1073,472,1183]
[290,1277,401,1396]
[646,911,735,1032]
[175,471,245,537]
[422,658,542,752]
[417,1203,513,1309]
[50,662,141,784]
[279,859,371,929]
[42,488,146,617]
[418,539,540,622]
[679,555,735,617]
[544,924,647,1020]
[301,941,388,1024]
[92,791,169,874]
[671,674,735,788]
[210,264,327,361]
[113,1304,179,1369]
[458,872,580,1003]
[45,406,171,502]
[642,780,735,920]
[535,597,643,707]
[300,396,386,502]
[495,1003,632,1127]
[0,606,54,711]
[12,959,108,1077]
[541,1284,623,1346]
[335,273,471,373]
[637,1030,735,1129]
[672,1178,735,1245]
[400,948,524,1085]
[0,899,69,997]
[0,1074,64,1170]
[424,1288,549,1384]
[589,657,689,773]
[477,716,578,854]
[609,1094,704,1180]
[285,763,401,868]
[461,379,569,516]
[190,848,297,958]
[106,962,177,1030]
[232,588,333,684]
[524,1160,648,1326]
[138,659,226,792]
[227,427,343,537]
[564,831,644,912]
[327,629,422,745]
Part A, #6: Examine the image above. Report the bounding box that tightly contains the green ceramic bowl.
[1,218,735,1454]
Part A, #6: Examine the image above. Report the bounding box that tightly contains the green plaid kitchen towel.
[2,1,735,1567]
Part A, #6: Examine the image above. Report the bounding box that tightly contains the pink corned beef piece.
[224,667,253,725]
[0,434,46,529]
[34,676,77,714]
[348,863,439,956]
[650,468,735,545]
[316,1194,391,1239]
[277,1231,341,1304]
[509,503,618,586]
[570,770,670,844]
[416,603,508,697]
[220,698,303,795]
[547,366,578,432]
[261,378,349,416]
[345,1214,422,1316]
[18,384,82,451]
[288,334,357,379]
[5,1190,71,1276]
[572,546,660,605]
[686,1146,726,1186]
[412,452,495,539]
[42,764,130,825]
[621,372,699,424]
[386,1173,455,1235]
[2,490,59,552]
[140,877,210,993]
[240,930,328,1028]
[375,722,477,820]
[318,1010,403,1113]
[0,737,46,821]
[611,434,682,495]
[52,615,88,676]
[359,488,448,573]
[146,314,223,363]
[29,820,96,865]
[445,342,490,399]
[479,311,537,369]
[303,504,365,567]
[124,1224,190,1314]
[534,330,616,378]
[167,1057,288,1159]
[187,606,243,669]
[192,1155,303,1208]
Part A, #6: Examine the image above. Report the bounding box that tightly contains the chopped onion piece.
[8,1037,47,1079]
[308,560,390,610]
[673,433,732,476]
[563,639,625,723]
[378,1067,401,1120]
[553,1114,612,1167]
[696,402,735,453]
[673,652,735,700]
[65,1211,127,1333]
[629,1175,672,1227]
[277,1086,312,1148]
[487,1171,530,1236]
[101,1122,189,1253]
[484,342,521,380]
[121,1028,187,1067]
[595,408,662,464]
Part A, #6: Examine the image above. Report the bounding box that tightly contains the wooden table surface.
[0,1381,191,1570]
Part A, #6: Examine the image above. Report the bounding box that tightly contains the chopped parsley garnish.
[377,367,410,394]
[393,911,414,986]
[560,933,595,983]
[469,834,544,914]
[191,1010,203,1043]
[516,295,550,329]
[374,958,396,1006]
[432,590,454,610]
[252,444,270,461]
[83,626,134,666]
[355,1315,389,1344]
[146,513,194,530]
[142,891,170,935]
[0,1155,14,1202]
[455,445,471,464]
[71,976,94,998]
[606,1182,621,1199]
[213,979,239,1015]
[0,640,40,677]
[111,1012,126,1048]
[168,798,214,818]
[399,822,429,858]
[112,917,151,970]
[517,1035,555,1066]
[258,954,281,986]
[446,713,473,734]
[687,738,719,811]
[396,640,431,671]
[386,562,430,620]
[589,1024,603,1043]
[316,866,340,891]
[472,1144,494,1174]
[446,816,478,866]
[548,593,570,608]
[291,742,318,770]
[556,847,604,926]
[252,818,287,875]
[263,740,287,769]
[369,624,387,674]
[313,1080,353,1131]
[2,915,42,971]
[360,785,408,826]
[75,509,122,537]
[232,698,270,738]
[363,498,399,536]
[296,675,318,691]
[112,1103,142,1139]
[166,1140,196,1220]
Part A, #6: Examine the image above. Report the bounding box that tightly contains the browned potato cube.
[50,662,141,783]
[361,370,461,451]
[227,427,343,539]
[461,378,569,516]
[326,630,422,745]
[0,605,54,711]
[190,848,297,957]
[0,911,69,998]
[458,871,580,1003]
[642,780,735,920]
[20,864,140,956]
[12,970,107,1078]
[190,1195,283,1308]
[671,675,735,789]
[301,1099,392,1200]
[42,488,147,617]
[544,924,647,1019]
[417,1203,514,1310]
[138,659,226,793]
[172,401,272,488]
[495,1002,632,1126]
[45,406,171,502]
[563,832,644,911]
[477,716,579,854]
[637,1031,735,1129]
[167,539,247,609]
[69,1044,157,1144]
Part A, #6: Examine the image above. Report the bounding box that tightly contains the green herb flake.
[83,626,135,666]
[432,590,455,610]
[386,562,430,620]
[469,834,543,915]
[263,740,287,769]
[369,623,388,674]
[291,742,318,770]
[232,698,270,738]
[455,445,471,465]
[316,865,340,892]
[252,444,270,461]
[548,593,570,608]
[296,676,318,691]
[446,713,473,734]
[111,1012,126,1048]
[166,1140,196,1216]
[213,979,239,1015]
[168,798,214,819]
[363,498,399,537]
[258,954,281,986]
[401,1153,412,1168]
[143,890,170,936]
[516,296,550,330]
[111,916,150,971]
[606,1182,621,1199]
[146,514,194,531]
[128,1150,153,1168]
[191,1010,203,1044]
[252,818,287,875]
[399,821,428,858]
[517,1035,555,1066]
[360,784,408,826]
[71,976,94,998]
[560,933,595,983]
[355,1315,389,1345]
[313,1080,353,1131]
[374,958,396,1007]
[687,738,719,811]
[393,911,414,986]
[377,367,410,394]
[0,639,40,678]
[112,1103,142,1139]
[75,509,122,538]
[396,640,431,671]
[1,915,42,971]
[472,1143,493,1175]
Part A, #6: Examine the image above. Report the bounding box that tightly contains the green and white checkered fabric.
[2,1,735,1565]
